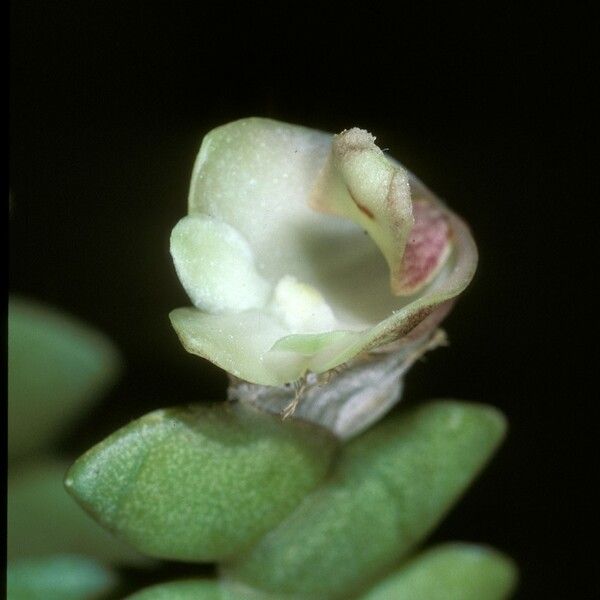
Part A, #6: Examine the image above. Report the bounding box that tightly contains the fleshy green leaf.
[126,580,277,600]
[125,580,222,600]
[65,403,337,561]
[6,554,117,600]
[227,401,506,598]
[8,460,148,565]
[8,297,121,458]
[359,543,518,600]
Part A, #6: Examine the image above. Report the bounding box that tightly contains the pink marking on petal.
[393,199,452,295]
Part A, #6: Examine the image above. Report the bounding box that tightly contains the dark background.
[10,2,594,598]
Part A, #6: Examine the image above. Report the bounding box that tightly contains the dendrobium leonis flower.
[170,118,477,388]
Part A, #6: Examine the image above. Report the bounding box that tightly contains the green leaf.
[125,580,277,600]
[8,297,121,458]
[6,554,117,600]
[126,580,222,600]
[65,402,337,561]
[8,459,149,565]
[359,543,518,600]
[227,401,506,599]
[125,580,222,600]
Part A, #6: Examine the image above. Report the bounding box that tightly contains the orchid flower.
[170,118,477,387]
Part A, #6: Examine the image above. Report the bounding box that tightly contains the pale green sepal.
[65,403,337,562]
[8,297,121,458]
[226,401,506,599]
[169,307,295,385]
[360,543,518,600]
[6,554,117,600]
[8,459,148,565]
[170,305,353,386]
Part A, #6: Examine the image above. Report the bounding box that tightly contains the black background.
[10,2,595,598]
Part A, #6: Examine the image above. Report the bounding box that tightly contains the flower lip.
[170,117,478,385]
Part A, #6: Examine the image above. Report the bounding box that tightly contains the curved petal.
[310,128,415,294]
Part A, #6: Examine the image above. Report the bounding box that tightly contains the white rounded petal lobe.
[170,215,271,313]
